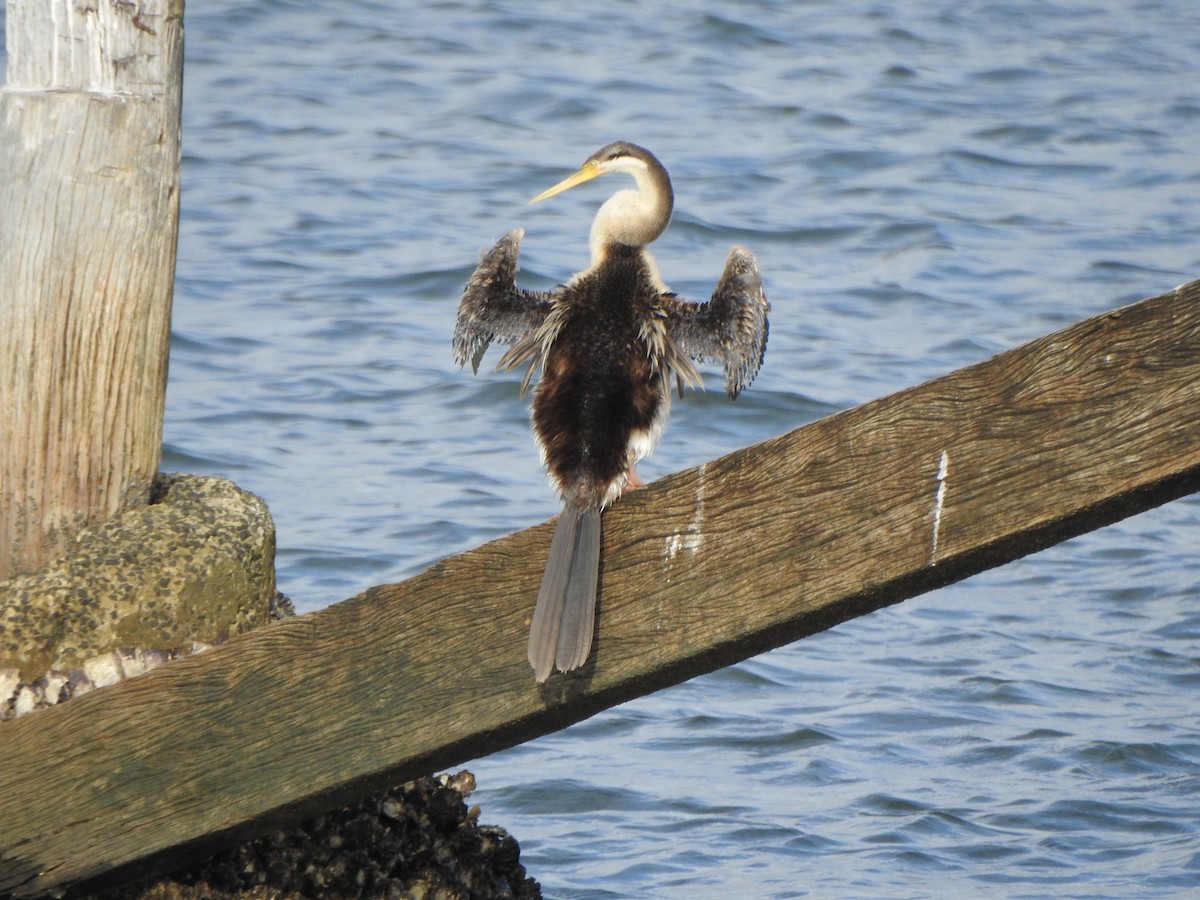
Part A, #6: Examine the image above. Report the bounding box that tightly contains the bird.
[453,141,769,683]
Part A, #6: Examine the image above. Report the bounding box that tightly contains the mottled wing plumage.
[452,229,553,374]
[496,305,564,397]
[661,246,769,399]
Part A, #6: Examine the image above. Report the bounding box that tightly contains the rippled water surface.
[7,0,1200,895]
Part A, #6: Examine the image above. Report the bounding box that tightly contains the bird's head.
[530,141,674,252]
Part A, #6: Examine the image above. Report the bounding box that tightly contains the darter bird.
[453,141,769,683]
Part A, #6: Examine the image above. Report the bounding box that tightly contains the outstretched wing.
[661,246,769,399]
[452,229,553,374]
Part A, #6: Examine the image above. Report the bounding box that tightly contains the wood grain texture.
[0,0,184,577]
[2,281,1199,896]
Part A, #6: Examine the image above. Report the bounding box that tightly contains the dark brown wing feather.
[452,229,553,373]
[660,246,769,399]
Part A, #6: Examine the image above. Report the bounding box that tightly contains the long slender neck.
[588,158,673,264]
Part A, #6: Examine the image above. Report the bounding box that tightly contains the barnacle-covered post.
[0,0,184,578]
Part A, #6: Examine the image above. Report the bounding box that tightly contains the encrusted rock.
[0,473,276,717]
[91,772,541,900]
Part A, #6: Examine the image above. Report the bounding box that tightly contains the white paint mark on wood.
[931,450,949,563]
[664,463,706,570]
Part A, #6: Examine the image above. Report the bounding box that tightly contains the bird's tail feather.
[528,503,601,683]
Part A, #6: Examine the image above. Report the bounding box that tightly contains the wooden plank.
[0,0,184,578]
[2,280,1199,896]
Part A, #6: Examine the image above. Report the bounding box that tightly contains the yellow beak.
[529,160,603,204]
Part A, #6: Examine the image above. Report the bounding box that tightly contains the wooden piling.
[1,280,1198,897]
[0,0,184,578]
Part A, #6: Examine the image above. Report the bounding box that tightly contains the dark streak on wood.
[1,280,1199,897]
[131,12,158,36]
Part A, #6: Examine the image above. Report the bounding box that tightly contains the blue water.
[6,0,1200,895]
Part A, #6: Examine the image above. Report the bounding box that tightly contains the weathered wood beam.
[2,280,1199,896]
[0,0,184,578]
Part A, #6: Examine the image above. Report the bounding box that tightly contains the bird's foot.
[625,466,646,491]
